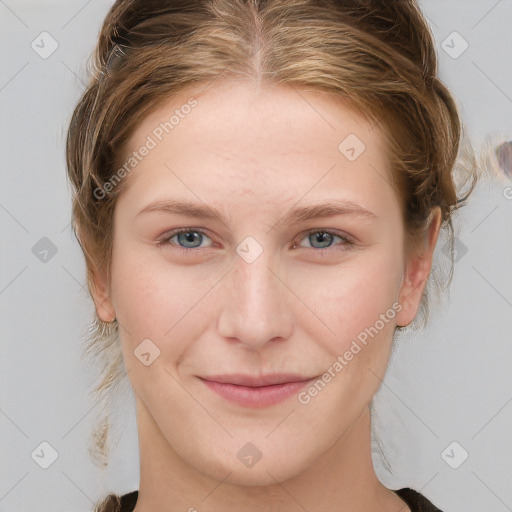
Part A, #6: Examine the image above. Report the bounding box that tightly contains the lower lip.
[200,378,315,408]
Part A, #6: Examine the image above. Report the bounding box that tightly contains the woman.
[65,0,478,510]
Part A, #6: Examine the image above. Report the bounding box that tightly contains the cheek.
[109,246,220,350]
[292,254,402,419]
[110,230,403,370]
[292,249,403,357]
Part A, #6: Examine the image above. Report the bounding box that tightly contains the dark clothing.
[395,488,443,511]
[116,487,443,511]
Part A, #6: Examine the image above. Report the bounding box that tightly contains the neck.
[132,398,408,512]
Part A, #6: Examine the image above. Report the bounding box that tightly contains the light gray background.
[1,1,511,511]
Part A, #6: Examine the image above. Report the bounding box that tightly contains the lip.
[199,373,317,408]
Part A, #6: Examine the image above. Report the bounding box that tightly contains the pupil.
[313,232,331,247]
[180,232,200,247]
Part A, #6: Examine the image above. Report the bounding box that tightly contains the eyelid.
[157,227,355,252]
[157,227,214,249]
[295,228,354,246]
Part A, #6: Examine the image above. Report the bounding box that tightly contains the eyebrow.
[136,198,378,224]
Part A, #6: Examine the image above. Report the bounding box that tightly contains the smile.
[198,373,317,408]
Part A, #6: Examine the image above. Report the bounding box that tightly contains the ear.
[89,263,116,323]
[76,226,116,323]
[395,207,442,327]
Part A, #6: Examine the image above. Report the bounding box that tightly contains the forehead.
[115,79,396,219]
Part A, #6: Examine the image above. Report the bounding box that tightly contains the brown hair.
[65,0,478,508]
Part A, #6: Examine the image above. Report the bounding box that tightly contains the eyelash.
[156,228,354,254]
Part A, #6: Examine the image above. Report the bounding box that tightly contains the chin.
[207,458,303,487]
[185,435,315,488]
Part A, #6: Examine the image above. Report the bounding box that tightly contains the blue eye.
[157,228,353,253]
[298,230,351,250]
[159,228,212,250]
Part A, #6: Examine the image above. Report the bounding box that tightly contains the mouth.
[198,373,317,408]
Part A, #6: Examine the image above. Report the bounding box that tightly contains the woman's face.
[93,79,437,485]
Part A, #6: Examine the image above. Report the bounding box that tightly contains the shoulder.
[395,488,444,512]
[107,488,443,512]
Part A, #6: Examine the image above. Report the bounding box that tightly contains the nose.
[216,249,294,350]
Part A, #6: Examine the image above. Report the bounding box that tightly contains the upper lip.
[199,373,316,387]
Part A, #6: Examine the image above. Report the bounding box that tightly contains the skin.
[90,79,441,512]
